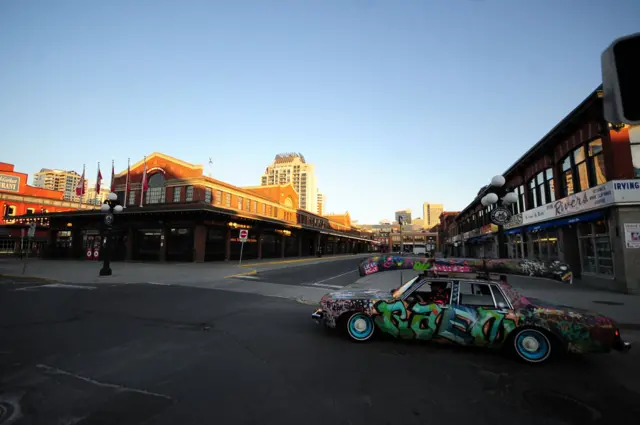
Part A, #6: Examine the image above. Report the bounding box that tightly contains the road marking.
[310,283,343,289]
[14,283,96,291]
[224,269,258,279]
[147,281,172,286]
[36,364,172,400]
[312,269,358,285]
[234,275,260,280]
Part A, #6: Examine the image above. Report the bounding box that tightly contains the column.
[193,224,206,263]
[313,233,320,255]
[125,227,134,261]
[280,233,286,258]
[257,229,263,260]
[224,228,231,261]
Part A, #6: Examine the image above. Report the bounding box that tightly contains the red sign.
[239,229,248,242]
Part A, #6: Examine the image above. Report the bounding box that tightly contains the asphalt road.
[238,257,365,289]
[1,277,639,425]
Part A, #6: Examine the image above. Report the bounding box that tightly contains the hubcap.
[521,336,540,352]
[353,318,367,332]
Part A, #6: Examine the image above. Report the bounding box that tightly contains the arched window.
[284,196,293,208]
[146,173,166,204]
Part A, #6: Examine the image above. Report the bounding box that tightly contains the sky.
[1,0,639,224]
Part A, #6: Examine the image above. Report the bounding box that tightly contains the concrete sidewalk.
[0,253,372,285]
[344,270,640,330]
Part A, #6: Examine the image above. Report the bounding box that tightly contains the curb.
[224,269,258,279]
[0,274,62,284]
[239,254,369,268]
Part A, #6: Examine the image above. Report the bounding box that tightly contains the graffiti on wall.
[358,256,573,282]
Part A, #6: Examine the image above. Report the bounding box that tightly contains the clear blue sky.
[1,0,638,224]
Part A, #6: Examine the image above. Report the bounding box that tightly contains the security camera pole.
[481,176,518,259]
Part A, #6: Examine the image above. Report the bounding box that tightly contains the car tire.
[345,312,375,342]
[511,328,553,364]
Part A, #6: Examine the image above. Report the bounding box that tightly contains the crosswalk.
[232,274,344,290]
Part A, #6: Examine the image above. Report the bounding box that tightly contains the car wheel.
[512,328,552,364]
[345,312,375,342]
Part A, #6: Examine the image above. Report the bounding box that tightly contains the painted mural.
[357,256,573,283]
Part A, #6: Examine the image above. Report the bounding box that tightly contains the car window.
[457,282,496,307]
[489,285,509,309]
[405,280,453,304]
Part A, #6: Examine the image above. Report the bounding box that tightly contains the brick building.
[443,86,640,293]
[16,153,375,262]
[0,162,94,255]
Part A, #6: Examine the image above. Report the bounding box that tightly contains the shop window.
[145,173,166,204]
[560,140,607,197]
[224,193,231,207]
[507,233,523,259]
[578,220,613,276]
[632,132,640,177]
[205,188,212,203]
[173,187,182,202]
[528,168,555,208]
[215,190,222,205]
[128,190,136,206]
[530,229,559,260]
[186,186,194,202]
[587,139,606,186]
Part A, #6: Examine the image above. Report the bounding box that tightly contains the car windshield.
[392,275,421,298]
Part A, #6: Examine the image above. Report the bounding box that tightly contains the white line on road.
[36,364,172,400]
[234,275,260,280]
[146,282,173,286]
[312,269,357,285]
[310,283,343,290]
[13,283,96,291]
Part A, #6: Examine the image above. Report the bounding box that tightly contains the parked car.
[311,256,631,364]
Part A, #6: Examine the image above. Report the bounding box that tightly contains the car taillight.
[615,329,620,337]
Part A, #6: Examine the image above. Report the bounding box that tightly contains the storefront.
[501,180,640,293]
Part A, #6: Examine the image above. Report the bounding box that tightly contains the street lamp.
[99,192,123,276]
[480,175,517,258]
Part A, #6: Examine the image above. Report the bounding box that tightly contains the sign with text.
[0,174,20,193]
[624,223,640,249]
[239,229,248,242]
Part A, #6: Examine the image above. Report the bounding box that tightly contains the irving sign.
[0,174,20,193]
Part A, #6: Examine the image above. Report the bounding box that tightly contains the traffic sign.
[86,249,93,259]
[239,229,248,242]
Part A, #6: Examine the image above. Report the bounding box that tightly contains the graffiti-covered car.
[311,256,632,364]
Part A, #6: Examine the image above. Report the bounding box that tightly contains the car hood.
[323,288,393,301]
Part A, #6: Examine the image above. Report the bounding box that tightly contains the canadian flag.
[139,157,148,207]
[95,164,103,194]
[75,165,86,196]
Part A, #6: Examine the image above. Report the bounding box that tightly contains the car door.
[400,279,454,341]
[436,281,513,347]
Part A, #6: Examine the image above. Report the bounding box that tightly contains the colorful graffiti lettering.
[373,299,443,340]
[363,262,379,275]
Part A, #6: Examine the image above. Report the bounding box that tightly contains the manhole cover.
[523,390,601,424]
[593,300,624,306]
[0,401,15,424]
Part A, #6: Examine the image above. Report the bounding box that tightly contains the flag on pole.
[124,158,131,207]
[95,163,103,194]
[75,165,86,196]
[110,159,116,192]
[139,156,148,207]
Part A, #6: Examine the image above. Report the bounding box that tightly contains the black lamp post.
[480,175,518,259]
[99,192,123,276]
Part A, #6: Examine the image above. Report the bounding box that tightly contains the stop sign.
[239,229,248,241]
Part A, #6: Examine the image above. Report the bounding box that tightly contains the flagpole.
[124,158,130,208]
[78,164,85,209]
[139,156,147,208]
[95,161,100,207]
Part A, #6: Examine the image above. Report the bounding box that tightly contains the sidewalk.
[345,270,640,330]
[0,253,372,285]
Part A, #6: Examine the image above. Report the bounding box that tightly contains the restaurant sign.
[522,179,640,226]
[0,174,20,193]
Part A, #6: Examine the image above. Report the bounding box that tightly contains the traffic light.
[601,33,640,125]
